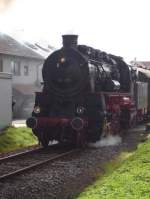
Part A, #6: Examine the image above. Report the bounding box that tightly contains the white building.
[0,72,12,130]
[0,32,45,118]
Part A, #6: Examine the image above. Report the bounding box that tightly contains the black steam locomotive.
[26,35,149,147]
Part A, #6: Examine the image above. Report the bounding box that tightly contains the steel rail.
[0,143,62,162]
[0,146,42,163]
[0,149,79,181]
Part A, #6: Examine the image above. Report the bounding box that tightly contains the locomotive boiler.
[26,35,148,147]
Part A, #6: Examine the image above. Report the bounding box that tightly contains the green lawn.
[76,135,150,199]
[0,126,38,153]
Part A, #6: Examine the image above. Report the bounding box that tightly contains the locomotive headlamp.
[33,106,41,114]
[26,117,37,129]
[76,106,85,114]
[71,117,84,131]
[60,57,65,63]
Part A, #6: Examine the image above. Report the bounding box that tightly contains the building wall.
[0,73,12,131]
[0,54,44,119]
[0,55,44,84]
[13,59,43,85]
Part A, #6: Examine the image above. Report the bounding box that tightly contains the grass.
[76,135,150,199]
[0,126,38,153]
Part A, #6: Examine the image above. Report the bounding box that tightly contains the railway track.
[0,145,42,162]
[0,145,79,181]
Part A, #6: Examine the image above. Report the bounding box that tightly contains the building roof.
[0,32,44,60]
[24,41,54,58]
[137,67,150,78]
[137,61,150,69]
[131,61,150,70]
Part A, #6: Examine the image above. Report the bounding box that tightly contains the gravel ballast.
[0,125,148,199]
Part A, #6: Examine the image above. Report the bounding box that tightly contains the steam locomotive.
[26,35,150,147]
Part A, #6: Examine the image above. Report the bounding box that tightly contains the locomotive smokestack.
[62,35,78,49]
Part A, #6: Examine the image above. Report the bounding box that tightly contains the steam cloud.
[89,135,122,148]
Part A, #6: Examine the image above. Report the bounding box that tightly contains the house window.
[24,65,29,76]
[0,59,3,72]
[11,61,21,76]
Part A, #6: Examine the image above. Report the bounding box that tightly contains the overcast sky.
[0,0,150,61]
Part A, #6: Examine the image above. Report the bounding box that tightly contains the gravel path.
[0,125,148,199]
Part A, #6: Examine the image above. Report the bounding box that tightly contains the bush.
[0,126,38,153]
